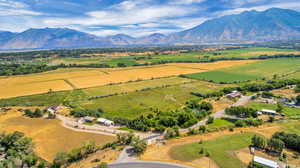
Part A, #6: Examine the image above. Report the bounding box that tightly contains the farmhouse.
[46,105,61,113]
[226,90,242,98]
[83,116,95,122]
[253,156,279,168]
[258,109,278,115]
[97,118,114,126]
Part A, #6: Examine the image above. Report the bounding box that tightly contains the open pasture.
[0,60,253,99]
[169,133,254,168]
[0,111,115,161]
[80,81,233,119]
[185,58,300,83]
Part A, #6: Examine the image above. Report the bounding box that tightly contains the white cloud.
[0,0,28,8]
[43,4,199,27]
[170,0,206,5]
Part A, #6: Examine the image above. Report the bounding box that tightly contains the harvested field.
[0,110,115,161]
[0,60,254,99]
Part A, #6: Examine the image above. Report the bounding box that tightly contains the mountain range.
[1,8,300,49]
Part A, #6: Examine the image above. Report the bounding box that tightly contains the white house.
[97,118,114,126]
[253,156,279,168]
[226,90,242,99]
[259,109,278,115]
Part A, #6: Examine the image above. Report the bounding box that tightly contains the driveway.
[109,161,193,168]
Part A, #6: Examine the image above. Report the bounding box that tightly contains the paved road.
[109,161,193,168]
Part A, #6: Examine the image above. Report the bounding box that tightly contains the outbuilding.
[97,118,114,126]
[83,116,96,122]
[259,109,278,115]
[253,156,279,168]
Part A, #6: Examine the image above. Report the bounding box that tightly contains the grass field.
[80,81,232,119]
[185,58,300,83]
[0,111,115,161]
[169,133,254,168]
[0,60,254,99]
[207,118,235,130]
[246,102,300,118]
[281,120,300,135]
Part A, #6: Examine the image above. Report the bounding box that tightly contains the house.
[253,156,279,168]
[226,91,242,99]
[83,116,95,122]
[46,105,61,113]
[97,118,114,126]
[259,109,278,115]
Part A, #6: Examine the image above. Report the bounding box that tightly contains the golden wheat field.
[0,60,258,99]
[0,110,115,161]
[240,51,300,57]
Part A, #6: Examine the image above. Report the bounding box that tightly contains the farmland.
[80,81,232,119]
[169,133,254,168]
[0,110,115,161]
[0,60,254,99]
[46,47,300,66]
[185,58,300,83]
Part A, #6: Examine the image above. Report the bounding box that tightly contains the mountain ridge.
[1,8,300,49]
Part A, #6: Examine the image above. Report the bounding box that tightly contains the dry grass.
[141,123,281,168]
[241,51,300,57]
[67,149,120,168]
[0,60,256,99]
[0,109,115,161]
[271,89,299,98]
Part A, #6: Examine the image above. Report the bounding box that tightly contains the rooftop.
[254,156,278,168]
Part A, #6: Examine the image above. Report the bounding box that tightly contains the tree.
[276,103,283,113]
[97,162,108,168]
[131,137,147,155]
[251,135,267,149]
[268,138,285,153]
[294,84,300,93]
[296,95,300,105]
[52,152,69,168]
[206,117,214,124]
[199,126,206,133]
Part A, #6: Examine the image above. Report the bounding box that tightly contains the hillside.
[1,8,300,49]
[171,8,300,43]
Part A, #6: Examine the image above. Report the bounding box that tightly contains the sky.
[1,0,300,37]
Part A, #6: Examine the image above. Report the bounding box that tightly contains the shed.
[97,118,114,126]
[253,156,279,168]
[260,109,278,115]
[83,116,95,122]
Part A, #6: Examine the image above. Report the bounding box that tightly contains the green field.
[46,47,300,67]
[0,77,228,119]
[79,81,230,119]
[246,102,300,118]
[169,133,254,168]
[185,58,300,83]
[281,120,300,135]
[207,118,235,130]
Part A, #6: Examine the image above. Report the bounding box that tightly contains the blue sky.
[1,0,300,37]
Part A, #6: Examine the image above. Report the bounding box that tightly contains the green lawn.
[207,118,235,130]
[185,58,300,83]
[169,133,255,168]
[246,102,300,118]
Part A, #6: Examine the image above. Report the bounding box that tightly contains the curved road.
[109,161,193,168]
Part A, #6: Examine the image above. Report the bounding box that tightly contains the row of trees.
[225,106,258,118]
[251,134,285,154]
[70,108,104,118]
[24,109,45,118]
